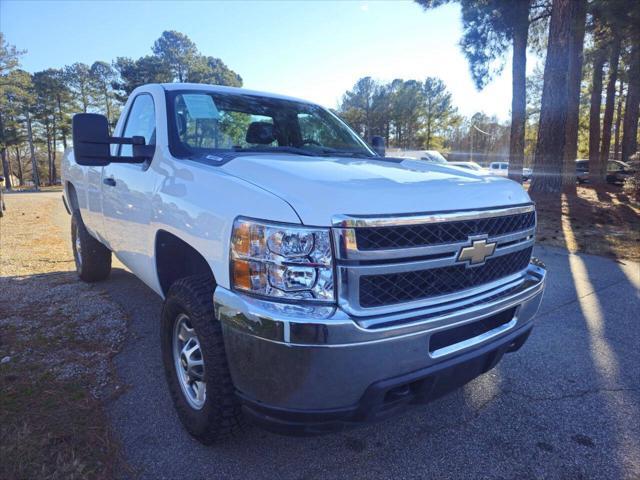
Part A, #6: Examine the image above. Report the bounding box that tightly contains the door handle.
[103,177,116,187]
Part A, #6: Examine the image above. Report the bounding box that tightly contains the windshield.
[166,90,374,159]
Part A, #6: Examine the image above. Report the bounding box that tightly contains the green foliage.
[113,55,173,97]
[63,63,94,112]
[415,0,548,89]
[114,31,242,97]
[90,61,118,125]
[152,30,199,82]
[339,76,458,150]
[0,33,26,76]
[187,56,242,87]
[1,30,243,187]
[423,77,458,149]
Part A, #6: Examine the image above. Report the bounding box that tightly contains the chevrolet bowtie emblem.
[457,239,497,266]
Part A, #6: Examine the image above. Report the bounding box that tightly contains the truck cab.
[63,83,545,441]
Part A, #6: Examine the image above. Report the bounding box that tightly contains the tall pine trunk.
[600,37,621,164]
[0,111,12,191]
[15,147,23,186]
[588,41,607,184]
[26,109,39,190]
[622,39,640,162]
[52,117,58,184]
[529,0,574,195]
[508,0,530,184]
[45,122,53,186]
[562,0,587,188]
[614,79,624,160]
[56,94,68,149]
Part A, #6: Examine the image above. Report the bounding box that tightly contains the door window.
[120,94,156,157]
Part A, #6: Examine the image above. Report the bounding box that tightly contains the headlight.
[230,218,334,302]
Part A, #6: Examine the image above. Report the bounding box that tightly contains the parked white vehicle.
[488,162,532,181]
[62,83,545,442]
[488,161,509,177]
[448,161,489,174]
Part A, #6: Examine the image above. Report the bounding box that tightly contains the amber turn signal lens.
[232,221,251,257]
[232,259,251,290]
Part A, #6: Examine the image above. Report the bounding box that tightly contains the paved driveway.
[102,245,639,479]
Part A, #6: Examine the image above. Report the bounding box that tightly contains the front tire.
[161,275,243,444]
[71,213,111,282]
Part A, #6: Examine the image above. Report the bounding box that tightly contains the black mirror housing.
[72,113,152,166]
[72,113,111,166]
[371,136,385,157]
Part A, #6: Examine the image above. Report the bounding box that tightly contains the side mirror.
[72,113,151,166]
[371,136,385,157]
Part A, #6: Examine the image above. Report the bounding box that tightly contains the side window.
[120,94,156,157]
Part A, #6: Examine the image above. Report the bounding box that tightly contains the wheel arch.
[155,229,216,297]
[65,181,80,213]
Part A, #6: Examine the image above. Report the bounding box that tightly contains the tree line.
[0,31,242,190]
[340,0,639,194]
[2,0,640,198]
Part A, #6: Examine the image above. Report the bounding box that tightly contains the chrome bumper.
[214,263,546,411]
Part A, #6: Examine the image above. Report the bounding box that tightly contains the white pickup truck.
[62,83,546,442]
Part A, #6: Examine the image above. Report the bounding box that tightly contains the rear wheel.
[161,275,243,444]
[71,213,112,282]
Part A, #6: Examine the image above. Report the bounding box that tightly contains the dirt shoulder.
[0,193,127,479]
[531,185,640,262]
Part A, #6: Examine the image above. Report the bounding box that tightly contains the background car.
[448,161,488,174]
[488,162,532,180]
[488,162,509,177]
[575,159,635,185]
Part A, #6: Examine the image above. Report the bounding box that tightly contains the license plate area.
[429,307,517,358]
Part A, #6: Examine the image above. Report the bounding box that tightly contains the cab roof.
[158,83,315,105]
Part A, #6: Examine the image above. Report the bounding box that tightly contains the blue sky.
[1,0,536,120]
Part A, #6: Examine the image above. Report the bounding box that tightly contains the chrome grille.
[332,204,536,316]
[355,211,535,250]
[359,247,533,308]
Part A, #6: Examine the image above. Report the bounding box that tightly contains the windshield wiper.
[232,146,316,157]
[324,151,373,158]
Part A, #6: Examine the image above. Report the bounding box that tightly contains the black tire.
[71,213,112,282]
[161,274,243,444]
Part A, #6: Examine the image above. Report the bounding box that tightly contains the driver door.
[101,93,158,277]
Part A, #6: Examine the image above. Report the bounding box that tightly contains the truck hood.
[221,155,532,226]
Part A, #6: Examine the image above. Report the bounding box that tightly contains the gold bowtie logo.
[457,239,497,265]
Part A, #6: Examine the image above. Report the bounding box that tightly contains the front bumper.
[215,262,546,434]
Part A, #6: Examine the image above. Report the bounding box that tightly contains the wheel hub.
[74,224,83,267]
[172,313,206,409]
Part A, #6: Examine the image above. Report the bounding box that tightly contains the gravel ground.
[2,192,639,479]
[0,191,128,478]
[0,191,126,396]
